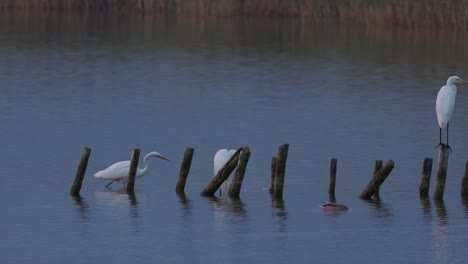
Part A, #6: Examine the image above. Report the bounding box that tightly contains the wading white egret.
[436,76,468,149]
[95,151,169,188]
[214,149,236,196]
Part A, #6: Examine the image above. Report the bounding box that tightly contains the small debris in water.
[321,202,349,211]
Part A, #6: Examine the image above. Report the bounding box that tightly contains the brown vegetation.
[0,0,467,29]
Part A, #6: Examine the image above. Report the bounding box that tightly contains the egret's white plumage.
[436,76,468,147]
[95,151,169,188]
[214,149,236,195]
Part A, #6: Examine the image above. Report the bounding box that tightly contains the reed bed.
[1,0,468,29]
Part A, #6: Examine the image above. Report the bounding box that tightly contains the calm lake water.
[1,14,468,263]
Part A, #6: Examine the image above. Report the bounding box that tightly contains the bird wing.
[94,160,131,180]
[214,149,236,175]
[436,85,456,128]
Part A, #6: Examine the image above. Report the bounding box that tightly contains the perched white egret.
[214,149,236,196]
[436,76,468,148]
[95,151,169,188]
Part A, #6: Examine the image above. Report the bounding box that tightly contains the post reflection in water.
[176,192,192,217]
[433,199,448,226]
[205,196,248,219]
[94,189,140,219]
[271,197,287,233]
[71,194,89,223]
[362,198,393,220]
[419,197,432,223]
[128,192,139,219]
[431,199,449,264]
[461,196,468,218]
[204,195,249,236]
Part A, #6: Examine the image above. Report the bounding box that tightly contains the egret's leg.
[447,124,449,146]
[447,123,451,151]
[440,127,442,145]
[106,181,113,188]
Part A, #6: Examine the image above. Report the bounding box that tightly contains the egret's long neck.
[138,154,153,178]
[450,84,458,94]
[447,79,458,89]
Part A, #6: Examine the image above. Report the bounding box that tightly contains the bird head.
[144,151,170,163]
[155,152,170,161]
[447,76,468,86]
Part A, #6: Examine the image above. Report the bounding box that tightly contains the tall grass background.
[0,0,467,29]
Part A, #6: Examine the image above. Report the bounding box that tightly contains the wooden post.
[269,157,277,193]
[419,158,433,198]
[328,158,337,203]
[359,160,394,200]
[373,160,383,176]
[434,145,449,201]
[461,161,468,198]
[126,149,140,194]
[229,147,251,198]
[273,144,289,199]
[70,147,91,195]
[200,148,241,196]
[176,147,194,193]
[372,160,383,198]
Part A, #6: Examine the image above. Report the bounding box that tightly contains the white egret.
[214,149,236,196]
[95,151,169,188]
[436,76,468,149]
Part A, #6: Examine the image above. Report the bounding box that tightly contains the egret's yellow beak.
[460,79,468,84]
[159,155,170,161]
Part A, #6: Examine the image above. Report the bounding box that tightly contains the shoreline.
[1,0,467,29]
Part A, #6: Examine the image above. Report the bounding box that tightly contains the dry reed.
[0,0,467,29]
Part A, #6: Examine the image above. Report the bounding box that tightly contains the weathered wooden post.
[269,157,277,193]
[176,147,194,193]
[229,147,251,198]
[434,145,449,201]
[200,148,241,196]
[126,149,140,194]
[372,160,383,198]
[328,158,337,203]
[70,147,91,196]
[419,158,433,198]
[461,161,468,198]
[273,144,289,199]
[359,160,394,200]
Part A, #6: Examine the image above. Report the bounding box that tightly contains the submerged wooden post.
[434,145,450,201]
[273,144,289,199]
[176,147,194,193]
[70,147,91,195]
[359,160,394,200]
[419,158,433,198]
[269,157,277,193]
[328,158,337,203]
[372,160,383,197]
[229,147,251,198]
[461,161,468,198]
[201,148,241,196]
[126,149,140,194]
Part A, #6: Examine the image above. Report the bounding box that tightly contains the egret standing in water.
[214,149,236,196]
[436,76,468,149]
[95,151,169,188]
